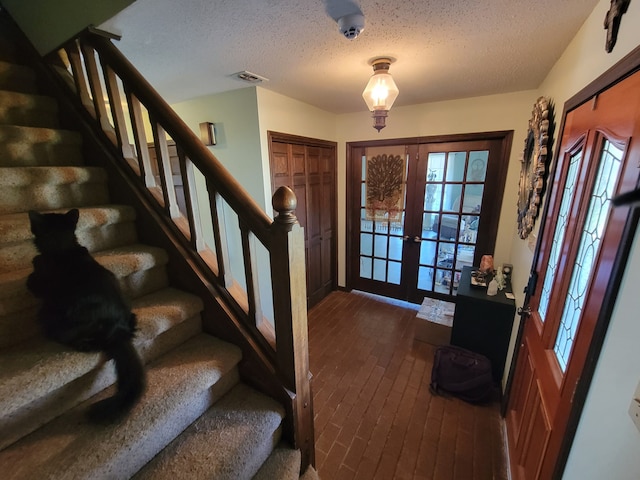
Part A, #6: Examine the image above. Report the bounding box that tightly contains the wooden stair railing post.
[270,186,315,470]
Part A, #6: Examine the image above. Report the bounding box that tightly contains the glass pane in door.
[418,149,489,295]
[358,146,408,286]
[553,140,623,371]
[538,150,582,322]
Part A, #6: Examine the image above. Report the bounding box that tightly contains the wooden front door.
[347,133,510,303]
[269,132,337,308]
[506,70,640,480]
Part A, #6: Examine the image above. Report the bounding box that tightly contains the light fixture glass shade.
[362,59,399,131]
[362,71,399,111]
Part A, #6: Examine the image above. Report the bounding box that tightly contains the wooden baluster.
[64,41,95,117]
[102,65,135,160]
[240,222,263,327]
[126,93,155,187]
[207,185,231,283]
[80,43,117,143]
[151,121,181,218]
[177,150,205,250]
[270,186,315,469]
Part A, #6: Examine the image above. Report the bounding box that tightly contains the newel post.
[271,186,315,470]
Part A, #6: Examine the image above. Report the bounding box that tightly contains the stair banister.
[49,31,314,470]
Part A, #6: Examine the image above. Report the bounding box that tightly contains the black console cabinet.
[452,266,516,383]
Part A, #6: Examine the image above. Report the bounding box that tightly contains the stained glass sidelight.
[553,140,623,371]
[538,150,582,322]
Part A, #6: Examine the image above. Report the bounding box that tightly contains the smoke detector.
[337,13,365,40]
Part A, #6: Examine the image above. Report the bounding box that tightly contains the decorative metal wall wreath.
[517,96,553,239]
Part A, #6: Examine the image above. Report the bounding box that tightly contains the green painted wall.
[0,0,135,54]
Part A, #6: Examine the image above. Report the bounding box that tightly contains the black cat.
[27,208,146,422]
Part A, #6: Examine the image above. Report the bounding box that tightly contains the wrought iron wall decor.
[604,0,631,53]
[517,96,554,239]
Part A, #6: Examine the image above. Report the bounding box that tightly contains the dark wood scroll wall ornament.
[604,0,631,53]
[517,96,553,240]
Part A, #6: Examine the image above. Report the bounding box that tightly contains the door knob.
[403,235,421,243]
[517,306,532,316]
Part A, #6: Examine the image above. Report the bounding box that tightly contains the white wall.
[172,87,265,209]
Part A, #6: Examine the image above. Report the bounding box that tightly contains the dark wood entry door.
[506,70,640,480]
[269,133,337,307]
[347,134,510,304]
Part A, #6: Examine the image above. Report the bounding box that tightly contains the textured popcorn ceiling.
[100,0,600,114]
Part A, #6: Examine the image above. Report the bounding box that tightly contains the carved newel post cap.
[272,186,298,225]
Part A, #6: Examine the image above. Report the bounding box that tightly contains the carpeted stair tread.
[0,60,36,94]
[300,466,321,480]
[0,124,83,167]
[92,243,169,277]
[0,242,168,287]
[0,90,59,128]
[0,165,105,187]
[0,205,138,275]
[0,334,242,480]
[253,446,302,480]
[0,249,174,348]
[0,204,137,246]
[133,383,285,480]
[0,166,109,214]
[0,287,204,419]
[2,242,167,278]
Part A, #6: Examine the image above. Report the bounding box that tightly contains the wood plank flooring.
[308,290,508,480]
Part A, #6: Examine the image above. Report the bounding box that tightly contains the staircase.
[0,23,316,480]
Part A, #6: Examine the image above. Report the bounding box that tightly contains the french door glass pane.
[446,152,467,181]
[538,150,582,322]
[418,266,434,291]
[358,148,409,284]
[360,233,373,256]
[553,140,623,371]
[467,151,489,181]
[419,150,489,295]
[424,184,442,210]
[443,185,463,211]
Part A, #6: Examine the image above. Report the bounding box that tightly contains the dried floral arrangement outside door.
[365,153,406,221]
[517,96,553,239]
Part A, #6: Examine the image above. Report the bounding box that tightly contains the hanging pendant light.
[362,57,399,132]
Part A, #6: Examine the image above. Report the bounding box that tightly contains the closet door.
[269,135,337,307]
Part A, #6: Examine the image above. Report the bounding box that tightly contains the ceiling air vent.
[233,71,269,84]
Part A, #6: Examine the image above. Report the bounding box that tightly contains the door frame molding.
[345,131,513,295]
[504,43,640,478]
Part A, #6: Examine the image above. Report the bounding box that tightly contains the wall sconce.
[199,122,216,145]
[362,57,399,132]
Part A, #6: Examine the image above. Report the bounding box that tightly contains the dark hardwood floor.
[308,290,508,480]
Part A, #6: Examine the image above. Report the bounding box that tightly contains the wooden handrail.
[47,31,314,470]
[85,34,274,244]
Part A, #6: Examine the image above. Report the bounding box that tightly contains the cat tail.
[87,338,146,423]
